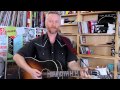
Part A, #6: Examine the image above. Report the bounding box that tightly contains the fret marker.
[59,71,63,77]
[70,71,74,77]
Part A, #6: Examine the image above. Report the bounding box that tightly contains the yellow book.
[30,11,32,27]
[66,11,69,15]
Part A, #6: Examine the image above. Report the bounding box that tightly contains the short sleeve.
[17,41,35,58]
[65,38,78,62]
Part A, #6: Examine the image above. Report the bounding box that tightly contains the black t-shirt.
[17,33,77,71]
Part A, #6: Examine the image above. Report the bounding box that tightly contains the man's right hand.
[80,68,92,79]
[29,68,42,79]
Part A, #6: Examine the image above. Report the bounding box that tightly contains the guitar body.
[20,57,63,79]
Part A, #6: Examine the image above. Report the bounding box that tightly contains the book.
[80,58,89,68]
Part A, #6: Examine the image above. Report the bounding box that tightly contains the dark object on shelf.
[94,25,108,33]
[106,42,112,45]
[96,12,117,33]
[64,18,75,23]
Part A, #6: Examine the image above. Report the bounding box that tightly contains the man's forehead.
[47,13,60,17]
[47,14,60,20]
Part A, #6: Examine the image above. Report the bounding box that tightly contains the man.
[13,11,90,79]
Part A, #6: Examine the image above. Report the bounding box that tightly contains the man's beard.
[48,27,59,34]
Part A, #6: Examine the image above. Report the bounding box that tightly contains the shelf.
[80,11,116,15]
[80,44,112,47]
[61,14,77,17]
[78,54,115,60]
[61,23,78,26]
[61,33,77,36]
[79,33,115,36]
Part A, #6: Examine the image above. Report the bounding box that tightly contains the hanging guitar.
[20,57,91,79]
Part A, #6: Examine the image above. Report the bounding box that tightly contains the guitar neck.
[42,70,80,78]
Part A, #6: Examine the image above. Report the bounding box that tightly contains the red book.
[88,21,92,33]
[27,11,31,27]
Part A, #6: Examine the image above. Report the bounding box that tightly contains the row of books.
[80,45,115,56]
[78,20,97,34]
[80,46,94,55]
[80,11,97,13]
[78,21,116,34]
[31,11,45,28]
[60,11,77,15]
[0,11,45,28]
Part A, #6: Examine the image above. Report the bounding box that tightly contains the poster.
[13,35,23,54]
[16,27,25,35]
[0,35,8,61]
[0,27,6,35]
[23,27,36,44]
[36,27,47,37]
[95,12,117,33]
[5,26,16,36]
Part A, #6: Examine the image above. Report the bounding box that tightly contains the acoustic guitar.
[20,57,90,79]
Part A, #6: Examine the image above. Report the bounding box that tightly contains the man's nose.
[52,22,56,27]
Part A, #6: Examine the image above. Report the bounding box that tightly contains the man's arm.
[62,37,91,78]
[68,60,82,71]
[13,54,33,73]
[13,54,41,79]
[68,60,91,79]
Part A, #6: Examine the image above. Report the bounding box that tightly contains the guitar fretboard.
[42,70,80,78]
